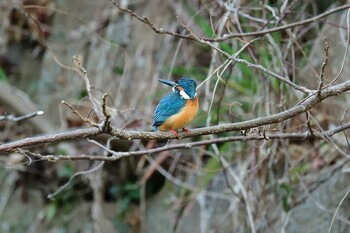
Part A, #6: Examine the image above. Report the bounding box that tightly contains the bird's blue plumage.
[153,92,186,131]
[153,78,197,132]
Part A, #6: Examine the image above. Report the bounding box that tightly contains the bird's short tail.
[153,125,158,132]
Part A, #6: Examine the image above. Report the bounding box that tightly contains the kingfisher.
[153,78,199,137]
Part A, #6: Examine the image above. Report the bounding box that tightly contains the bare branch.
[111,1,350,42]
[14,121,350,162]
[1,79,350,152]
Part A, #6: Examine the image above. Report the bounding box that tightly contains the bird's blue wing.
[153,92,186,131]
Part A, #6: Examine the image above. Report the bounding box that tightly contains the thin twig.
[324,9,350,88]
[72,55,103,120]
[305,111,314,137]
[61,100,98,127]
[328,186,350,233]
[47,161,105,199]
[219,156,256,233]
[0,111,44,122]
[340,109,350,149]
[317,37,330,91]
[308,113,350,159]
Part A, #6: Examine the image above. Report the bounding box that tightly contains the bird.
[153,78,199,137]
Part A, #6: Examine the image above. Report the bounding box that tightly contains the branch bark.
[17,121,350,161]
[1,80,350,152]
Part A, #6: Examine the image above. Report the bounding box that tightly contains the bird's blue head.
[159,78,197,99]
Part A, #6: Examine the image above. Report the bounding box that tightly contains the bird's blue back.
[153,92,186,131]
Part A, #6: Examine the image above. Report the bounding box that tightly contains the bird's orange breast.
[158,97,199,131]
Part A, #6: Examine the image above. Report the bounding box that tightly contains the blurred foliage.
[279,183,293,212]
[0,0,349,232]
[0,68,8,83]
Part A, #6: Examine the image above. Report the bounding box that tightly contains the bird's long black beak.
[159,79,176,87]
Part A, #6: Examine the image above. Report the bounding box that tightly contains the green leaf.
[197,156,221,189]
[46,201,57,222]
[57,162,74,178]
[117,197,130,217]
[0,67,8,83]
[282,194,290,212]
[185,5,214,37]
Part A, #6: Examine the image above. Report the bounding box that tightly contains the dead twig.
[72,55,103,120]
[0,111,44,122]
[305,111,314,138]
[340,109,350,149]
[61,101,99,127]
[317,37,330,92]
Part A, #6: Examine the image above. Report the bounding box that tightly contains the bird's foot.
[169,129,179,138]
[182,128,190,135]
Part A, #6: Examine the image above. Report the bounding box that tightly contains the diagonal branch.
[1,80,350,152]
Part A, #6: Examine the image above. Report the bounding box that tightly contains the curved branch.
[111,1,350,42]
[0,80,350,152]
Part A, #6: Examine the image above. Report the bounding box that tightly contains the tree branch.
[17,121,350,162]
[1,80,350,152]
[0,128,101,152]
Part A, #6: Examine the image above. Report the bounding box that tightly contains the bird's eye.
[171,85,179,92]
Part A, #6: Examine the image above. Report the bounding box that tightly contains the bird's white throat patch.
[172,86,194,99]
[179,90,190,99]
